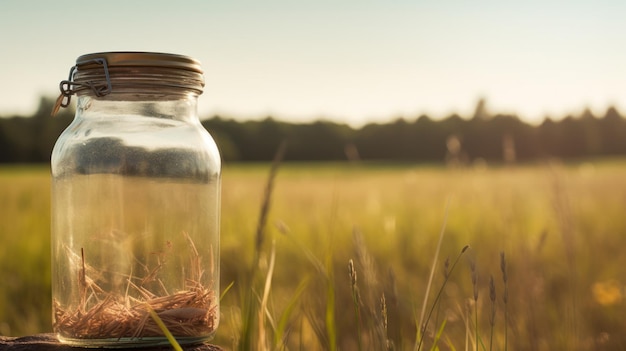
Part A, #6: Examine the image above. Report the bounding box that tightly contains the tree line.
[2,97,626,164]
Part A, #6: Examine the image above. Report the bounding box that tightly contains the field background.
[1,160,626,350]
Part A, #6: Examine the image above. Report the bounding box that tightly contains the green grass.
[2,160,626,350]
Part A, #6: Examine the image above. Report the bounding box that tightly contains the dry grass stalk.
[488,275,496,326]
[549,164,581,347]
[380,293,393,351]
[352,229,392,350]
[54,282,217,340]
[416,198,450,347]
[469,259,478,351]
[352,228,377,297]
[500,251,509,351]
[416,245,469,351]
[347,259,363,351]
[488,275,496,351]
[54,234,217,341]
[255,140,287,262]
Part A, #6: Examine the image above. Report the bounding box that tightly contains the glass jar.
[51,52,221,347]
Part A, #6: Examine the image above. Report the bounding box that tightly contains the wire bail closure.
[52,58,112,116]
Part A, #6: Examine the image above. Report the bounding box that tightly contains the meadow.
[1,160,625,350]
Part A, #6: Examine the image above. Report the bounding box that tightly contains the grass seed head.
[489,275,496,303]
[380,293,388,333]
[500,251,508,283]
[489,275,497,328]
[348,259,357,287]
[470,260,478,301]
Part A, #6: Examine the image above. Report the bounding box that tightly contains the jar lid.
[75,52,203,74]
[53,52,204,115]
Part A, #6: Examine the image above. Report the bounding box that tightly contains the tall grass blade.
[274,277,309,348]
[488,275,496,351]
[146,305,183,351]
[429,319,447,351]
[348,259,363,351]
[220,281,235,301]
[417,245,469,351]
[500,252,508,351]
[443,335,457,351]
[415,198,451,351]
[240,142,286,351]
[257,240,277,351]
[325,250,338,351]
[254,140,287,266]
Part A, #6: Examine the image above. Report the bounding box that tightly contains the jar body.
[51,95,220,347]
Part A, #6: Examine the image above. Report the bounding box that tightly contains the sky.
[1,0,625,126]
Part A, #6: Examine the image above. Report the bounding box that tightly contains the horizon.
[1,0,625,127]
[3,95,624,130]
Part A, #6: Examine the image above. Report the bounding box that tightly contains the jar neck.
[76,93,200,122]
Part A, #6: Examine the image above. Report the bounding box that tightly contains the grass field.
[1,160,626,350]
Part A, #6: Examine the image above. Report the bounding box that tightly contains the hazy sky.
[1,0,624,126]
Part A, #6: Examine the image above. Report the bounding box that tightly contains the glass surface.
[51,94,220,347]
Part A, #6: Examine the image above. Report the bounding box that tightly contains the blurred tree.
[537,117,562,158]
[412,114,448,162]
[202,117,242,161]
[286,121,353,161]
[0,97,72,163]
[578,108,603,157]
[32,97,74,162]
[599,106,626,155]
[246,117,289,160]
[354,118,416,161]
[472,97,490,120]
[0,115,35,162]
[2,95,626,164]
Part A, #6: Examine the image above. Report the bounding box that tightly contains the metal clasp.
[52,58,112,116]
